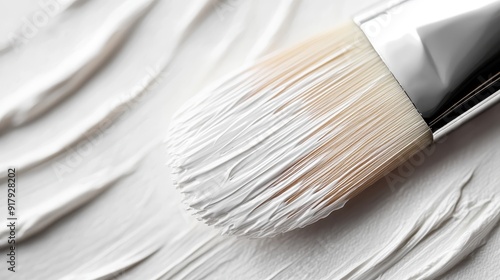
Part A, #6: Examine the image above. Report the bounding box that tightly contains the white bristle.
[167,22,433,238]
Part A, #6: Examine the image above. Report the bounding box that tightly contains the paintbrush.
[167,0,500,237]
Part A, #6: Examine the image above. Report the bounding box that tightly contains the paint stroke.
[0,0,215,181]
[169,241,234,280]
[155,0,216,70]
[0,0,88,53]
[152,229,235,280]
[396,198,500,280]
[60,220,165,280]
[0,0,214,181]
[263,262,295,280]
[200,0,250,82]
[0,144,151,248]
[330,171,474,280]
[0,66,165,181]
[136,0,218,89]
[0,0,156,134]
[63,245,161,280]
[246,0,300,63]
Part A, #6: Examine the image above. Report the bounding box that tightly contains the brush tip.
[166,22,432,237]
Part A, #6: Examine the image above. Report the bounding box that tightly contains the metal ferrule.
[354,0,500,141]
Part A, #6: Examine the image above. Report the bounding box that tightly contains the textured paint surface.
[1,0,500,279]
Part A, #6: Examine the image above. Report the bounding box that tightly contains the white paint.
[245,0,300,62]
[0,0,87,52]
[60,220,165,280]
[332,172,473,279]
[0,64,164,181]
[399,198,500,280]
[0,0,155,133]
[0,143,151,248]
[0,0,499,279]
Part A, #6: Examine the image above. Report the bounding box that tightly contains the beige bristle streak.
[167,22,433,238]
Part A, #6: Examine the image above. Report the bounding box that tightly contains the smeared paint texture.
[0,0,155,133]
[0,0,499,279]
[0,145,150,248]
[332,172,474,279]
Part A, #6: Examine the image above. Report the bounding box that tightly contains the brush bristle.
[167,22,433,237]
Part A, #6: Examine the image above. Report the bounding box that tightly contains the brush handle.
[354,0,500,141]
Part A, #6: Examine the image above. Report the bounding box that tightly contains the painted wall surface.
[0,0,499,279]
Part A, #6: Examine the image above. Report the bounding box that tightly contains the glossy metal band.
[354,0,500,141]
